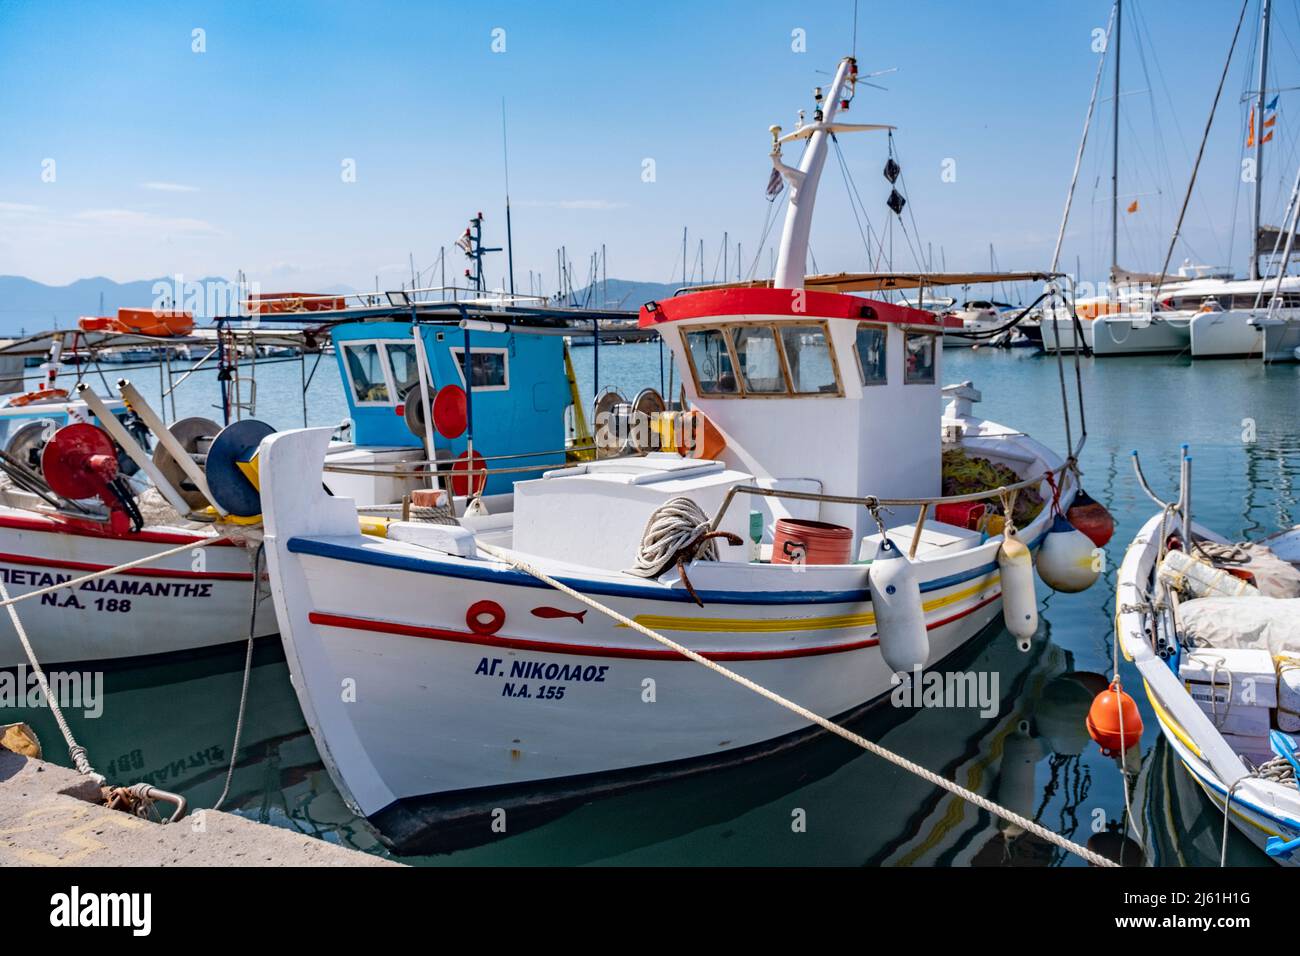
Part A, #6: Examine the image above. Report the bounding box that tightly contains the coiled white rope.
[625,497,724,578]
[477,540,1119,867]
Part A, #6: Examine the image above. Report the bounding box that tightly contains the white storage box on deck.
[1179,647,1276,736]
[512,454,753,571]
[858,520,983,562]
[1276,656,1300,733]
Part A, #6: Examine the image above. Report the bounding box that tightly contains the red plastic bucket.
[771,518,854,565]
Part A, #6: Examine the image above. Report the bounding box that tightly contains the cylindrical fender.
[868,539,929,675]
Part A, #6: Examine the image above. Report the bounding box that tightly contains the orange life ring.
[6,387,69,407]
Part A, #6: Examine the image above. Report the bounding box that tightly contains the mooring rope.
[213,542,264,811]
[476,540,1118,867]
[0,534,227,785]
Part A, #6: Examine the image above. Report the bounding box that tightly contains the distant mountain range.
[560,277,703,312]
[0,274,697,333]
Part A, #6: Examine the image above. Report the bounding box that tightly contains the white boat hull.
[1039,315,1094,353]
[1117,512,1300,865]
[261,426,1065,853]
[1188,310,1266,358]
[0,510,271,667]
[1090,315,1190,356]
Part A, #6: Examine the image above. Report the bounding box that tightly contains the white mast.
[770,56,891,290]
[1251,0,1272,280]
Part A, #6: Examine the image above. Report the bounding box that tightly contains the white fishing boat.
[259,56,1098,853]
[0,296,623,668]
[1117,447,1300,865]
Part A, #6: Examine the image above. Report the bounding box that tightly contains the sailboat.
[257,55,1092,854]
[1046,0,1300,359]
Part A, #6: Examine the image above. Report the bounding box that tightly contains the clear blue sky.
[1,0,1296,293]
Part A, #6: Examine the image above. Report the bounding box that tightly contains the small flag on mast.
[1248,99,1279,147]
[764,168,782,201]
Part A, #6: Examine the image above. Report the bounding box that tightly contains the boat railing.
[319,444,608,480]
[708,462,1071,559]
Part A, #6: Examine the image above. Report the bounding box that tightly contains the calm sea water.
[8,344,1299,866]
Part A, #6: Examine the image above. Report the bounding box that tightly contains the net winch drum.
[153,416,222,510]
[205,419,276,518]
[630,388,667,454]
[40,421,146,533]
[4,420,50,471]
[591,390,626,453]
[40,423,120,502]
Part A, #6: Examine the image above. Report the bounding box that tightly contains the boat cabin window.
[685,328,739,394]
[451,347,509,391]
[342,342,392,404]
[854,323,887,386]
[903,331,936,384]
[388,343,420,396]
[730,325,786,394]
[779,324,838,394]
[682,321,843,397]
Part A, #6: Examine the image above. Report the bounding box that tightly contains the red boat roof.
[637,287,960,329]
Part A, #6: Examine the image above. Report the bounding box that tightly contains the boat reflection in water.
[6,614,1178,865]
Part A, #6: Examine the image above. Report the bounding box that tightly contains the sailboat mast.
[502,99,516,297]
[1252,0,1272,280]
[1111,0,1121,278]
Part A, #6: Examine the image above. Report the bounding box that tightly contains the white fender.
[868,539,929,674]
[997,532,1038,650]
[995,721,1045,836]
[1037,514,1100,593]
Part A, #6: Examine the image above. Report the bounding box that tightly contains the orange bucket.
[771,518,853,565]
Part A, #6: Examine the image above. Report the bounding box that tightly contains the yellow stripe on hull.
[628,573,999,633]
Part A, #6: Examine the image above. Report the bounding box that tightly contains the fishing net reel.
[41,423,143,533]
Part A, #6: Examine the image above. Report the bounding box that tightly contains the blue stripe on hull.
[287,526,1046,607]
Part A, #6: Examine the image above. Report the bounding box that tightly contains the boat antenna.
[852,0,858,59]
[502,98,516,297]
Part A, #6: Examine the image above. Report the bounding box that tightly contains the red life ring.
[466,600,505,636]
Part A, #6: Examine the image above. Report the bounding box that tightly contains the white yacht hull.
[1090,315,1190,356]
[1039,315,1094,353]
[1188,311,1266,358]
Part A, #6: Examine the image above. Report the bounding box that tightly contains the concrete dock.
[0,749,401,867]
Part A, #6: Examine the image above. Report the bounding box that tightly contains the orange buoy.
[1066,489,1115,548]
[1086,679,1144,756]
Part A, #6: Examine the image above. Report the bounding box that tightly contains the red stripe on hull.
[308,594,1002,662]
[0,512,234,547]
[0,550,254,581]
